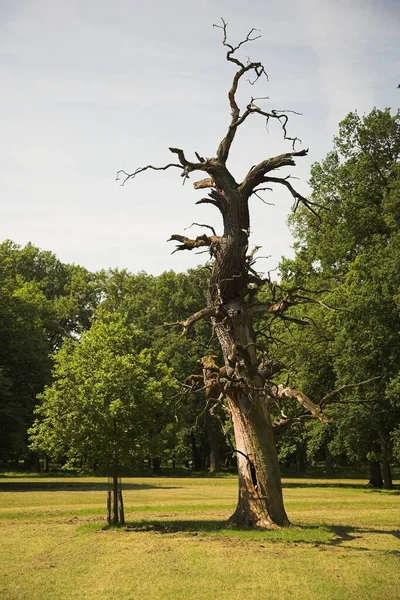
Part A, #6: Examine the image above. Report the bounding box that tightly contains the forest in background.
[1,108,399,490]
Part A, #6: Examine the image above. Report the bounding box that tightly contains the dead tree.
[118,20,330,528]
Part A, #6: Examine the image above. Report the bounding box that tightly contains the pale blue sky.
[1,0,399,274]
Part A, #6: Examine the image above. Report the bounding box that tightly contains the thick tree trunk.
[212,309,289,528]
[227,396,289,527]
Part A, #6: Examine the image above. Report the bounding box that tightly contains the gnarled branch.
[277,385,330,424]
[240,149,308,198]
[183,307,219,335]
[194,178,216,190]
[168,233,220,254]
[116,163,183,186]
[263,176,323,219]
[213,19,303,165]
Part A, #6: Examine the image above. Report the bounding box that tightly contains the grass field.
[0,474,399,600]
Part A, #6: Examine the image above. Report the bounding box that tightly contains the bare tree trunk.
[211,314,289,527]
[227,396,289,527]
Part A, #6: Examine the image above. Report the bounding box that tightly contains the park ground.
[0,474,399,600]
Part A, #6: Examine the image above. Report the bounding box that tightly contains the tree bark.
[227,394,289,527]
[204,302,289,527]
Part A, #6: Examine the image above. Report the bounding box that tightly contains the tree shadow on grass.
[123,518,400,555]
[293,523,400,555]
[329,524,400,543]
[0,481,181,492]
[125,519,228,534]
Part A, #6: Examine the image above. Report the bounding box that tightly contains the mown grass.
[0,475,399,600]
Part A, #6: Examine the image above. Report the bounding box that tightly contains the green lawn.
[0,475,399,600]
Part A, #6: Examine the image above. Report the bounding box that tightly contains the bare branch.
[275,314,310,326]
[261,175,324,220]
[193,178,216,190]
[273,413,315,430]
[212,19,268,163]
[239,149,308,198]
[184,222,217,236]
[294,295,338,312]
[320,377,379,407]
[277,385,330,423]
[195,197,221,209]
[167,233,220,254]
[213,18,261,69]
[168,147,207,177]
[248,297,294,317]
[116,163,183,186]
[251,186,274,204]
[182,307,219,335]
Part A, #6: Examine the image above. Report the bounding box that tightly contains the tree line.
[1,108,399,493]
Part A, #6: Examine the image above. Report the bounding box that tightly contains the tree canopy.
[278,108,400,487]
[30,313,177,472]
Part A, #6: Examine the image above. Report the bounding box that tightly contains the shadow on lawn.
[0,481,181,492]
[330,524,400,542]
[123,519,400,555]
[125,519,228,534]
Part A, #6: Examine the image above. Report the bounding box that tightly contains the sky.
[1,0,399,276]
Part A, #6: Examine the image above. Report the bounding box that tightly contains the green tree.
[99,267,227,472]
[0,240,101,465]
[0,286,50,462]
[281,108,400,487]
[30,313,176,522]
